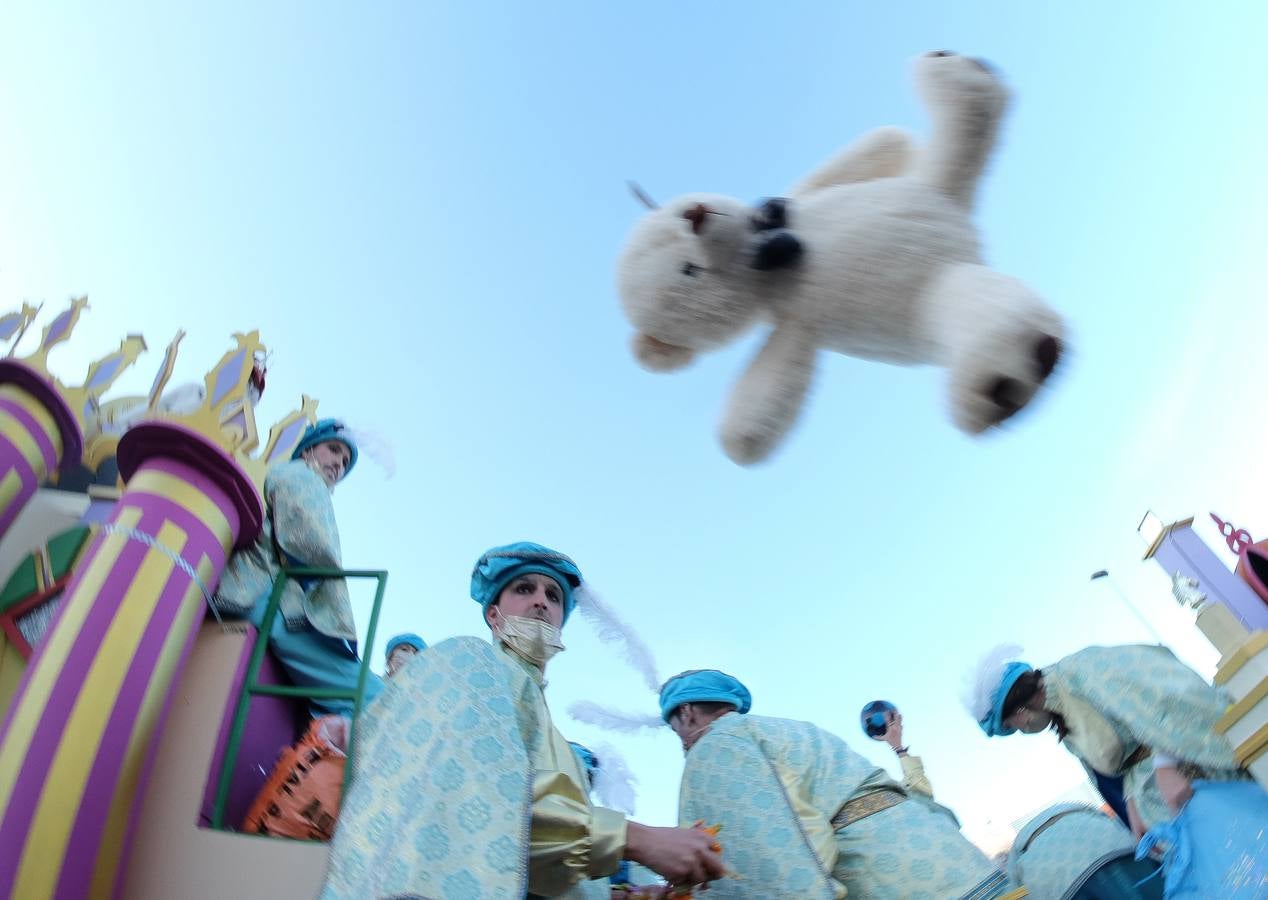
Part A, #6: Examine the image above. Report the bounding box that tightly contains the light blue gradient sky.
[3,2,1268,851]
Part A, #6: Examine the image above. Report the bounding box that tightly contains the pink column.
[0,422,262,900]
[0,360,83,538]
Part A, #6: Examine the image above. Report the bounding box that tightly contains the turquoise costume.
[214,421,382,717]
[665,672,1010,899]
[978,645,1268,898]
[978,645,1248,830]
[322,543,621,899]
[1009,804,1162,899]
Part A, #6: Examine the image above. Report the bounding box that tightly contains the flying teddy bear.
[616,50,1065,465]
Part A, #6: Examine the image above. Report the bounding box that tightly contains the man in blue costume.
[970,643,1268,896]
[214,418,383,717]
[322,542,726,899]
[666,669,1014,899]
[384,631,426,678]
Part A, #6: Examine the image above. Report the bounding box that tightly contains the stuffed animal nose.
[750,230,803,271]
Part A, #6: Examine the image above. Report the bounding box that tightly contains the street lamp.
[1089,569,1166,644]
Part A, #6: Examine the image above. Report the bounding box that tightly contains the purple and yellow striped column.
[0,360,84,538]
[0,422,262,900]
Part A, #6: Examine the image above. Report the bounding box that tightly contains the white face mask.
[494,614,565,666]
[674,716,713,754]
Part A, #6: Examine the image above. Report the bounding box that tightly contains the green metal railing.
[209,566,388,831]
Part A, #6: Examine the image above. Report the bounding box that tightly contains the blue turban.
[470,541,583,624]
[659,669,752,722]
[979,660,1033,737]
[385,633,426,657]
[291,419,358,477]
[568,741,599,786]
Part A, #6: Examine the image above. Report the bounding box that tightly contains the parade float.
[0,301,382,900]
[1139,511,1268,790]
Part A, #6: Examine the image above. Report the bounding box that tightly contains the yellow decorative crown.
[144,328,318,488]
[2,299,318,490]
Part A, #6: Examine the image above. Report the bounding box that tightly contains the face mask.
[679,723,711,754]
[494,613,565,666]
[673,708,714,753]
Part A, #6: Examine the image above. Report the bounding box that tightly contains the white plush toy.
[617,50,1065,465]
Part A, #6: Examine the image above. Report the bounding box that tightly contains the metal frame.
[209,566,387,831]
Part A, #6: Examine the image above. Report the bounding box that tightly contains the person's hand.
[625,822,727,890]
[1155,765,1194,814]
[883,712,905,753]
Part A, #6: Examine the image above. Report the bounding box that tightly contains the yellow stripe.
[0,384,62,461]
[1233,720,1268,766]
[90,550,211,899]
[0,633,27,720]
[0,408,47,476]
[1214,631,1268,685]
[0,507,140,817]
[0,469,23,523]
[14,521,189,900]
[1216,676,1268,732]
[124,468,235,550]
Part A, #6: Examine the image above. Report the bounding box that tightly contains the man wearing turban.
[663,669,1015,899]
[322,542,726,899]
[214,418,383,717]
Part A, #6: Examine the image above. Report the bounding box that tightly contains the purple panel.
[199,621,301,829]
[1152,525,1268,631]
[209,349,246,408]
[42,307,75,347]
[81,498,118,524]
[0,313,22,340]
[87,355,124,391]
[267,419,307,463]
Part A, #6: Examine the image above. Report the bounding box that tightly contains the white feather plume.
[963,643,1025,722]
[568,700,664,734]
[102,383,206,435]
[339,421,396,478]
[572,584,661,693]
[590,741,639,815]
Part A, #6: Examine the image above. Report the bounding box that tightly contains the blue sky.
[3,1,1268,852]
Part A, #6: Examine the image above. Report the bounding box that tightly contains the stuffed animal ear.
[632,333,695,372]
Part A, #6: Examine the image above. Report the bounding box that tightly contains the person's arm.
[897,753,934,799]
[883,714,935,799]
[1152,752,1194,814]
[527,773,723,895]
[528,772,627,894]
[625,821,727,888]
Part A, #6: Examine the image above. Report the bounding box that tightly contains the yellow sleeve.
[899,754,934,799]
[527,772,626,896]
[772,762,848,899]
